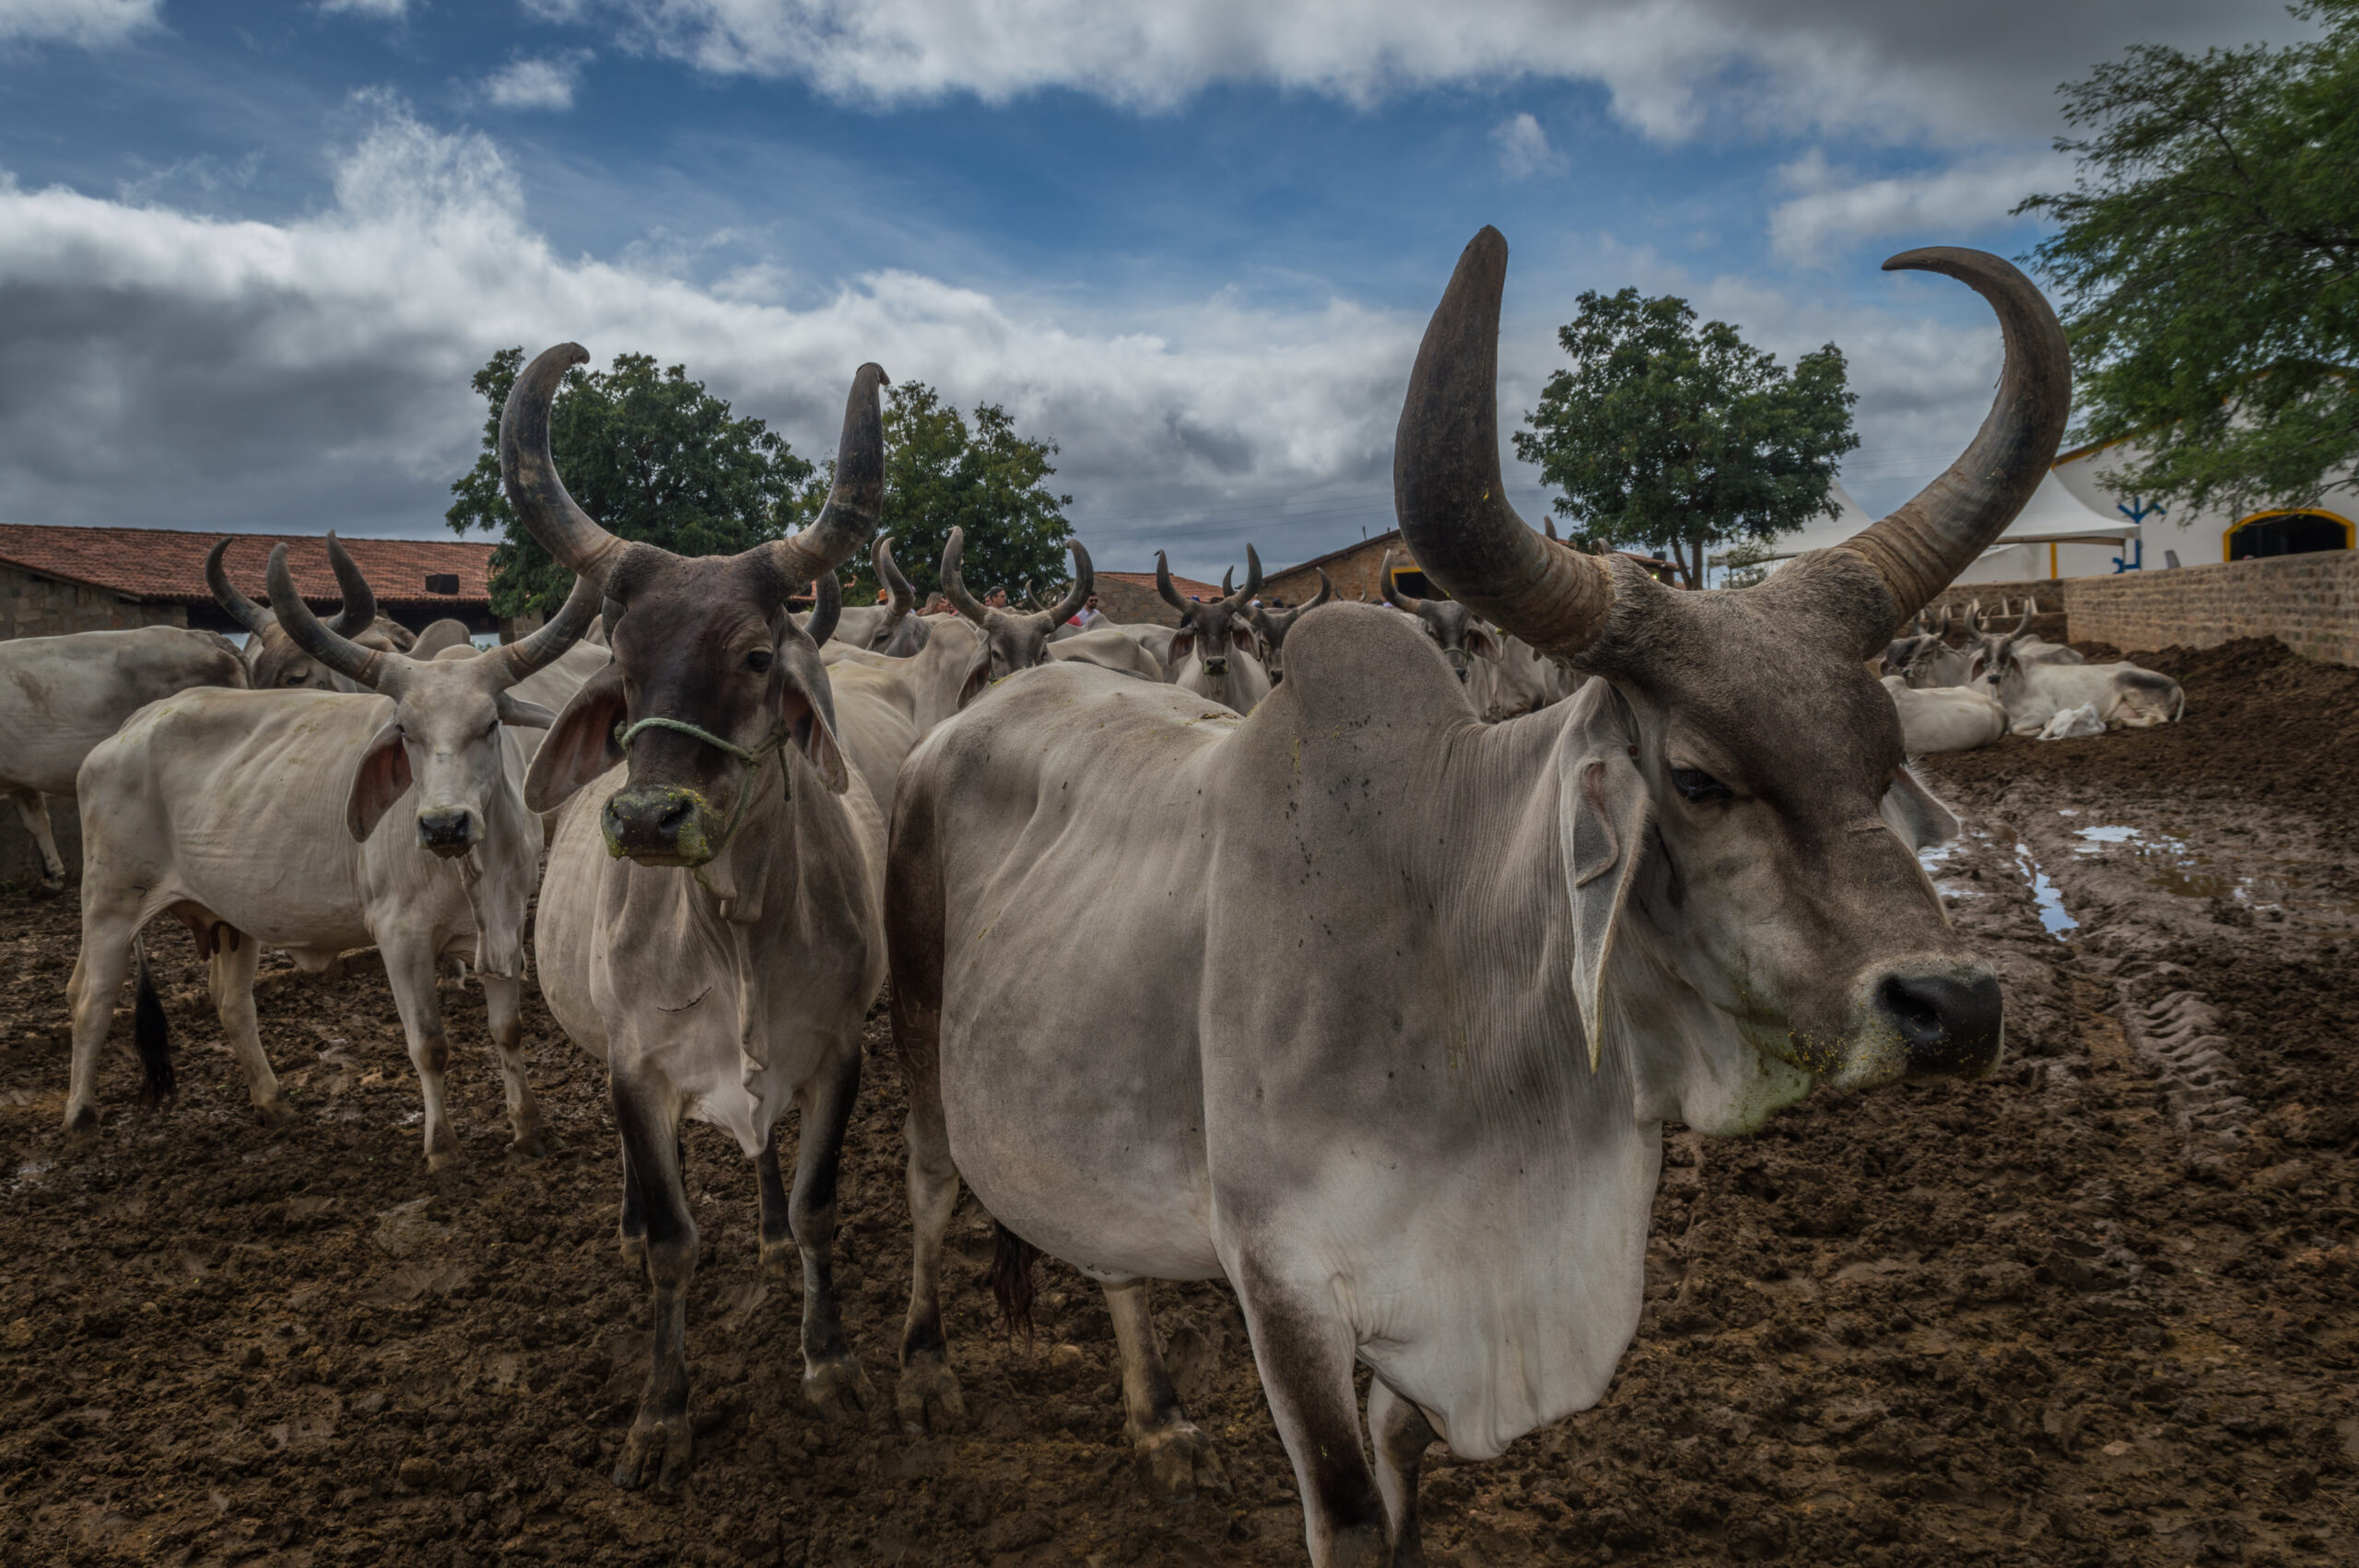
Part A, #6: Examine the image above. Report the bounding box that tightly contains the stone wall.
[2063,549,2359,665]
[1,565,185,639]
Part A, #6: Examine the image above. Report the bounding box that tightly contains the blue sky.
[0,0,2311,578]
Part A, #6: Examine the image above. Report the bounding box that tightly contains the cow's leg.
[1233,1258,1389,1568]
[62,909,138,1145]
[893,1062,966,1434]
[616,1133,647,1266]
[1368,1378,1437,1567]
[1104,1277,1227,1502]
[479,972,546,1158]
[6,786,65,892]
[786,1040,875,1420]
[205,923,284,1124]
[611,1070,697,1491]
[756,1126,793,1261]
[381,938,460,1168]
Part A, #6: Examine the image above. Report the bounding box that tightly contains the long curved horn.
[1809,249,2070,646]
[1393,228,1614,656]
[1219,567,1234,598]
[501,345,632,584]
[804,572,841,648]
[1302,568,1332,610]
[940,528,990,626]
[496,574,600,683]
[266,538,399,692]
[1041,539,1092,628]
[1379,548,1421,613]
[874,535,913,641]
[205,538,273,635]
[769,363,891,591]
[1154,551,1191,614]
[1225,545,1262,609]
[323,533,379,639]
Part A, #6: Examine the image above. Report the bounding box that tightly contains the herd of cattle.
[1,230,2125,1565]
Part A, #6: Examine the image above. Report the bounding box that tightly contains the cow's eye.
[745,649,774,674]
[1671,767,1731,803]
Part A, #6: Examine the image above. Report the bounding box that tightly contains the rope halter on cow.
[611,714,792,858]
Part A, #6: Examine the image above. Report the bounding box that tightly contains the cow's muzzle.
[1203,657,1230,676]
[416,806,478,860]
[603,785,718,868]
[1874,967,2003,1080]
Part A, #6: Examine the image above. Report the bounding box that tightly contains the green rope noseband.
[613,714,791,858]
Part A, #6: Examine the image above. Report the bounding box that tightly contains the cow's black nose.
[603,787,713,866]
[1880,971,2003,1078]
[416,807,475,858]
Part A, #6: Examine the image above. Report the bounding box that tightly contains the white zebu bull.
[1881,673,2008,754]
[883,230,2066,1566]
[65,538,596,1162]
[1156,548,1272,713]
[1982,633,2182,735]
[0,626,248,890]
[506,349,897,1492]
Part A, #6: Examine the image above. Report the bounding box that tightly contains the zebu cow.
[832,536,921,654]
[1156,549,1271,713]
[940,528,1093,688]
[0,626,248,890]
[1247,569,1332,684]
[883,230,2065,1566]
[1881,674,2008,755]
[1961,603,2083,682]
[1982,633,2182,734]
[65,539,595,1161]
[206,537,415,691]
[1471,631,1567,721]
[507,349,896,1491]
[1379,548,1500,689]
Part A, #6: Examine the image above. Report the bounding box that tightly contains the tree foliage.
[1513,289,1857,587]
[447,349,816,619]
[2017,1,2358,516]
[858,380,1073,603]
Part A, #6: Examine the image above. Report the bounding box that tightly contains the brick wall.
[1263,534,1401,607]
[2062,549,2358,665]
[1,565,185,639]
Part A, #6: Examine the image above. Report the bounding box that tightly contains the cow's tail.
[2172,681,2185,722]
[132,934,176,1112]
[990,1221,1041,1342]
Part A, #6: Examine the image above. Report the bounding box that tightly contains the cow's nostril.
[1879,971,2003,1076]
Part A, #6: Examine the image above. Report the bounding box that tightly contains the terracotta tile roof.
[0,524,495,609]
[1098,568,1226,601]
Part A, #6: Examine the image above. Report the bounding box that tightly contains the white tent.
[1713,474,2135,583]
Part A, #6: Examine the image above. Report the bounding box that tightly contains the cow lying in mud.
[884,229,2067,1567]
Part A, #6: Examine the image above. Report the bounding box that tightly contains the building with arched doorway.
[2050,439,2354,568]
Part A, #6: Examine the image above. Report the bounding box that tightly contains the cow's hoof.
[612,1410,692,1492]
[509,1129,548,1160]
[31,879,63,901]
[62,1108,100,1152]
[895,1355,967,1435]
[802,1354,875,1422]
[252,1097,290,1129]
[425,1129,463,1171]
[1133,1421,1229,1503]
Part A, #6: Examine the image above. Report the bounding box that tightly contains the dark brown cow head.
[503,345,886,869]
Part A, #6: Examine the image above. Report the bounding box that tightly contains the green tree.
[2016,1,2357,518]
[1514,290,1857,588]
[447,348,816,619]
[858,380,1073,602]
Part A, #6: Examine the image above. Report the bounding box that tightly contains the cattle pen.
[0,630,2353,1565]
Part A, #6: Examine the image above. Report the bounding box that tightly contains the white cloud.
[0,0,157,47]
[1768,147,2069,263]
[480,51,593,111]
[1490,113,1565,181]
[562,0,2301,144]
[319,0,411,18]
[0,103,1426,572]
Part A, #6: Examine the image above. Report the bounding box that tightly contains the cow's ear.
[955,645,993,710]
[1168,627,1197,664]
[1465,623,1501,661]
[525,664,627,813]
[345,720,413,843]
[1229,621,1258,653]
[1558,682,1649,1071]
[777,640,850,794]
[1881,766,1959,851]
[496,692,557,729]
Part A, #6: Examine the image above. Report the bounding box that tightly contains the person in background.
[1071,593,1103,629]
[985,586,1011,610]
[922,592,951,616]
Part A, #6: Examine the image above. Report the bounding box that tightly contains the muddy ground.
[1,636,2354,1566]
